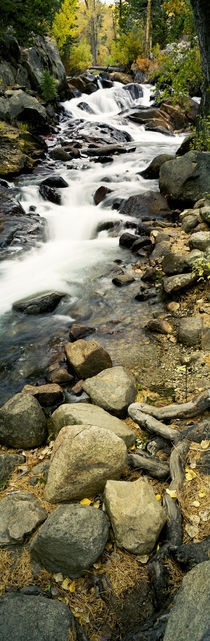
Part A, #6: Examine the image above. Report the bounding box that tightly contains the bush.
[40,70,58,102]
[149,39,202,105]
[108,27,144,66]
[68,41,93,73]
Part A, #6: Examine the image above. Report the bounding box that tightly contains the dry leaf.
[198,491,206,498]
[79,498,91,505]
[130,444,136,450]
[92,500,100,509]
[185,524,199,538]
[166,488,177,498]
[200,440,209,449]
[192,500,200,507]
[69,580,76,593]
[62,578,71,591]
[53,572,63,583]
[155,494,161,500]
[185,468,197,481]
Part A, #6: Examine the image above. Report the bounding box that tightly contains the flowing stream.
[0,82,184,403]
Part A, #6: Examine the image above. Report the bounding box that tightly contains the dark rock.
[180,418,210,443]
[30,504,109,577]
[0,392,47,449]
[159,151,210,207]
[49,147,70,161]
[196,450,210,475]
[69,323,96,341]
[0,593,73,641]
[151,241,171,259]
[121,615,168,641]
[112,274,135,286]
[119,232,139,248]
[0,90,48,133]
[176,134,195,156]
[163,272,196,294]
[47,368,74,385]
[120,191,170,219]
[181,213,200,233]
[0,491,47,545]
[172,538,210,569]
[94,156,113,164]
[23,35,69,98]
[123,83,143,100]
[163,561,210,641]
[140,154,175,180]
[78,101,95,113]
[128,107,172,132]
[0,453,25,485]
[41,175,68,188]
[21,383,64,406]
[0,179,9,188]
[162,252,188,275]
[94,185,112,205]
[39,184,61,205]
[132,237,152,252]
[0,188,46,258]
[13,291,66,314]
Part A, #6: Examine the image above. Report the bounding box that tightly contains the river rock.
[44,424,127,502]
[159,151,210,206]
[120,191,170,219]
[119,232,139,248]
[0,593,73,641]
[189,231,210,251]
[30,504,109,576]
[140,154,174,179]
[83,366,136,416]
[200,206,210,225]
[163,561,210,641]
[0,123,46,178]
[69,323,96,341]
[0,186,46,257]
[178,316,203,346]
[123,83,143,99]
[0,491,47,545]
[39,184,61,205]
[50,402,136,446]
[41,175,68,188]
[64,339,112,378]
[112,273,135,286]
[47,367,74,385]
[0,392,47,448]
[128,107,172,132]
[145,319,173,334]
[104,477,166,554]
[13,291,66,314]
[0,453,25,485]
[162,252,188,275]
[181,213,200,232]
[22,383,63,406]
[49,146,70,161]
[151,241,171,259]
[94,185,112,205]
[163,272,196,294]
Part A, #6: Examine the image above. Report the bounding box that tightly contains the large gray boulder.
[83,366,136,417]
[163,561,210,641]
[104,477,166,554]
[50,402,136,446]
[189,231,210,251]
[30,504,109,577]
[65,339,112,378]
[0,393,47,448]
[0,492,47,546]
[0,90,47,132]
[163,272,196,294]
[159,151,210,206]
[45,424,127,503]
[0,593,73,641]
[23,36,69,98]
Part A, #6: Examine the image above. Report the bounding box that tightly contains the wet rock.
[128,107,172,132]
[120,191,170,219]
[172,538,210,569]
[31,503,109,576]
[22,383,63,407]
[94,185,112,205]
[39,184,61,205]
[69,323,96,341]
[112,273,135,286]
[13,291,66,314]
[0,593,73,641]
[189,231,210,251]
[78,101,95,113]
[159,151,210,206]
[132,237,152,252]
[49,146,70,161]
[41,175,68,188]
[163,561,210,641]
[45,424,127,502]
[104,477,166,554]
[0,491,47,545]
[0,392,47,449]
[0,188,46,257]
[163,272,196,294]
[50,402,136,446]
[23,35,69,98]
[65,339,112,378]
[145,319,173,335]
[140,154,174,179]
[123,83,143,99]
[0,453,25,485]
[83,366,136,417]
[119,232,139,248]
[162,252,188,275]
[178,316,203,346]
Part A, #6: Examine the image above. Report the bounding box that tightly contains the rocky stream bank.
[0,35,210,641]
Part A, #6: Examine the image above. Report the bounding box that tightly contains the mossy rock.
[0,122,46,177]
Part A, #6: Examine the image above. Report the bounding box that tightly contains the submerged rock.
[39,183,61,205]
[0,392,47,448]
[13,291,66,314]
[83,366,136,416]
[50,402,136,446]
[30,504,109,577]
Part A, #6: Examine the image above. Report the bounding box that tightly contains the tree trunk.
[145,0,152,58]
[190,0,210,116]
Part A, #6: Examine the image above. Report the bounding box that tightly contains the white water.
[0,83,184,317]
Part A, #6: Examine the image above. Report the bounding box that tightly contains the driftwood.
[128,406,179,441]
[180,417,210,443]
[169,439,190,492]
[128,389,210,421]
[163,494,182,547]
[128,452,170,479]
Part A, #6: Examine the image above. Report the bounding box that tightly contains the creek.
[0,82,184,403]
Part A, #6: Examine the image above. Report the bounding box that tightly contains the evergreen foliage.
[0,0,61,44]
[40,69,58,102]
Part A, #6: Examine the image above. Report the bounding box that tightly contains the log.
[169,439,189,492]
[163,494,182,547]
[128,452,170,479]
[128,389,210,421]
[128,406,179,441]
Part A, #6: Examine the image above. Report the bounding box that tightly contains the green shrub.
[40,69,58,102]
[149,39,202,106]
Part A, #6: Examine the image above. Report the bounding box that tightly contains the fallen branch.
[128,406,179,441]
[128,390,210,421]
[128,452,170,479]
[169,439,189,492]
[163,494,182,547]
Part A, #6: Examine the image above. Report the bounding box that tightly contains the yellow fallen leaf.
[200,440,209,449]
[69,580,76,593]
[79,498,91,505]
[198,491,206,498]
[185,468,197,481]
[62,578,71,590]
[166,489,177,498]
[92,500,100,509]
[130,444,136,450]
[155,494,161,500]
[156,544,160,551]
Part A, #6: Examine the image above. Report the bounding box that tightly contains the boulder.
[0,491,47,545]
[0,453,25,485]
[41,175,68,188]
[140,154,174,179]
[94,185,112,205]
[119,232,139,248]
[162,252,188,275]
[120,191,170,219]
[13,291,66,314]
[163,561,210,641]
[163,272,196,294]
[189,231,210,251]
[0,123,46,178]
[50,402,136,446]
[0,393,47,449]
[30,504,109,577]
[0,593,73,641]
[49,147,70,161]
[159,151,210,206]
[0,90,48,133]
[104,477,166,554]
[22,383,63,407]
[128,107,172,132]
[200,206,210,226]
[23,35,68,98]
[0,186,46,256]
[44,424,127,502]
[39,184,61,205]
[122,83,143,99]
[181,213,200,232]
[83,366,136,417]
[64,339,112,378]
[178,316,203,346]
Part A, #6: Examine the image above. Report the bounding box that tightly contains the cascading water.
[0,82,184,402]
